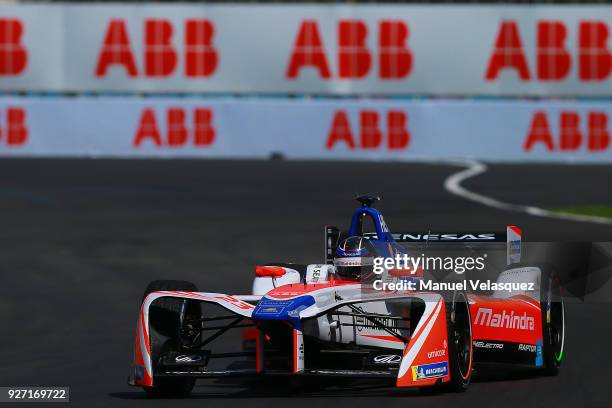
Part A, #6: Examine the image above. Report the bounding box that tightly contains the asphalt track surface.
[1,159,611,408]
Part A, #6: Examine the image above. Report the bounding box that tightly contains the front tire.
[445,291,473,392]
[419,292,473,394]
[141,280,200,398]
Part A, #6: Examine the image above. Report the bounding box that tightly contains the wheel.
[419,291,473,394]
[141,280,200,398]
[445,291,473,392]
[539,267,564,376]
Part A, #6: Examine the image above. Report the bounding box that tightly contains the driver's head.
[333,236,376,281]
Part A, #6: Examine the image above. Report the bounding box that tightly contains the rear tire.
[539,266,564,376]
[141,280,200,398]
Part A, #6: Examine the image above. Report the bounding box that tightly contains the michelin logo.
[411,361,449,381]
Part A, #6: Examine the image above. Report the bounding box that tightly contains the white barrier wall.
[4,4,612,95]
[1,96,611,162]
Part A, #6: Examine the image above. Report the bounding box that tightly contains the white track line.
[443,160,612,225]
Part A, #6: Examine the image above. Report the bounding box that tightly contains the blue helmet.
[334,236,376,280]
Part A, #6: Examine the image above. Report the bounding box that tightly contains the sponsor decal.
[0,19,28,76]
[535,340,543,367]
[518,343,537,352]
[354,315,401,332]
[524,111,610,153]
[364,233,499,241]
[310,266,321,282]
[254,299,290,315]
[287,305,309,317]
[402,233,496,241]
[95,19,218,79]
[474,341,504,349]
[214,295,254,310]
[133,107,215,148]
[486,20,612,86]
[427,349,446,358]
[0,107,28,147]
[286,20,413,81]
[335,257,363,265]
[325,110,410,151]
[175,354,203,363]
[269,291,304,297]
[510,240,521,251]
[474,308,535,331]
[253,296,315,322]
[411,361,449,381]
[508,239,522,264]
[373,354,402,364]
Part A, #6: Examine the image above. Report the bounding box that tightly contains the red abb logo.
[326,110,410,150]
[486,20,612,81]
[96,19,218,78]
[524,111,610,152]
[0,107,28,146]
[133,107,215,147]
[287,20,412,80]
[0,19,27,76]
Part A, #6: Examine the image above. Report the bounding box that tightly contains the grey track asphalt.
[0,159,611,408]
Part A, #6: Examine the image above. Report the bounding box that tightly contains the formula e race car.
[128,196,565,397]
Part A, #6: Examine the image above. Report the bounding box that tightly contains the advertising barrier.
[4,4,612,95]
[1,96,611,162]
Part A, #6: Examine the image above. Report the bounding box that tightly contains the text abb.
[96,19,218,78]
[486,20,612,81]
[524,111,610,152]
[0,19,27,75]
[326,110,410,150]
[0,107,27,146]
[133,107,215,147]
[287,20,412,79]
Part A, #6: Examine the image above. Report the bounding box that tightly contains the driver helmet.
[333,236,376,281]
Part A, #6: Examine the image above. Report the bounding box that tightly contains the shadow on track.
[108,366,547,400]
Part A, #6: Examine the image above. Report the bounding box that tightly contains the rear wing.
[325,225,522,266]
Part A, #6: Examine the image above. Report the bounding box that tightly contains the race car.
[128,195,565,397]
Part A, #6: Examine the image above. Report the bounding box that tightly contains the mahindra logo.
[373,354,402,364]
[474,308,535,331]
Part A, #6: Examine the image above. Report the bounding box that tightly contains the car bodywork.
[128,199,560,391]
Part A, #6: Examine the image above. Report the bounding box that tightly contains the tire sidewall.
[538,265,564,375]
[141,280,200,397]
[446,290,473,391]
